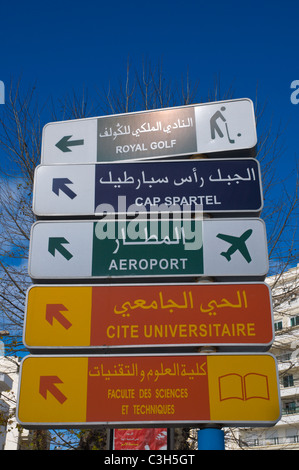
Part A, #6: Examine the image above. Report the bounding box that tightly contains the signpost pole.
[197,427,225,451]
[197,342,225,450]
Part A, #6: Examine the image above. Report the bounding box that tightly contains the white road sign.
[41,99,257,164]
[32,159,263,217]
[28,218,269,281]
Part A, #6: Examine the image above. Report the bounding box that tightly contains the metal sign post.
[197,427,225,450]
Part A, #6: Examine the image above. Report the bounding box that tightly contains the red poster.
[113,428,167,450]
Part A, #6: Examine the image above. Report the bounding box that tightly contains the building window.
[274,321,283,331]
[277,352,292,362]
[284,402,297,414]
[290,316,299,327]
[283,374,294,387]
[269,437,279,445]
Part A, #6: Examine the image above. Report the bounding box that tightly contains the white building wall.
[0,355,31,450]
[227,264,299,450]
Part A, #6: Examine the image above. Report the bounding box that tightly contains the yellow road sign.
[17,353,281,428]
[23,283,274,351]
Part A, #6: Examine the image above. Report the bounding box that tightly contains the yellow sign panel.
[25,286,92,347]
[207,354,280,422]
[17,353,281,428]
[18,356,88,424]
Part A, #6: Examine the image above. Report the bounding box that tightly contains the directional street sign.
[32,158,263,217]
[19,97,277,439]
[28,218,269,281]
[41,99,257,165]
[23,283,274,351]
[16,353,281,429]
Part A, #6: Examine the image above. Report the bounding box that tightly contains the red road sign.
[17,353,281,428]
[24,282,273,351]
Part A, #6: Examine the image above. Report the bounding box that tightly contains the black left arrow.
[55,135,84,153]
[52,178,77,200]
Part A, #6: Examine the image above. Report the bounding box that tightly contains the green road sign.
[28,218,269,281]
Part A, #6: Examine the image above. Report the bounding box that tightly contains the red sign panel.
[24,283,273,350]
[92,283,273,349]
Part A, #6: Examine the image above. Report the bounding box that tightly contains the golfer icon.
[210,106,241,144]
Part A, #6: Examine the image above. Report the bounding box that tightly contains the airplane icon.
[216,229,253,263]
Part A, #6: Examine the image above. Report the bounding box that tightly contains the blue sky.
[0,1,298,135]
[0,0,297,366]
[0,1,297,435]
[0,1,297,272]
[1,1,298,169]
[0,0,298,245]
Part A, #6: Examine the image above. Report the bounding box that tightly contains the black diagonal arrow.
[55,135,84,153]
[52,178,77,199]
[48,237,73,261]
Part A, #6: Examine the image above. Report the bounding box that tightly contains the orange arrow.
[39,376,67,404]
[46,304,72,330]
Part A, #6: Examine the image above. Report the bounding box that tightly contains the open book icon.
[219,373,270,401]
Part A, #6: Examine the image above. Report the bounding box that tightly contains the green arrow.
[55,135,84,153]
[48,237,73,261]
